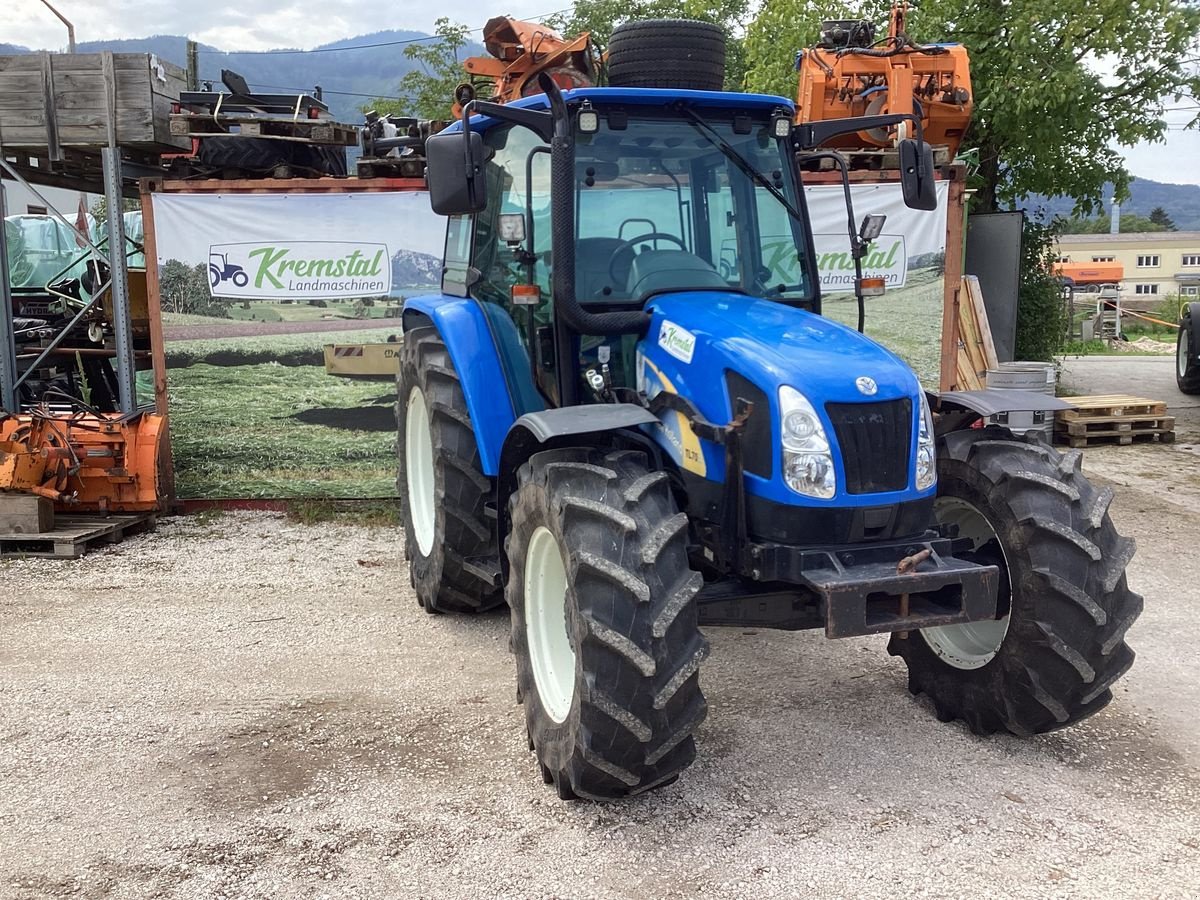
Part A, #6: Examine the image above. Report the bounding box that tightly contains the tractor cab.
[433,88,825,411]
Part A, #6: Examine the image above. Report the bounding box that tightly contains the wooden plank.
[940,168,967,390]
[963,276,1000,370]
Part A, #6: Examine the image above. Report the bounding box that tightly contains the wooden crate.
[0,513,156,559]
[0,52,189,151]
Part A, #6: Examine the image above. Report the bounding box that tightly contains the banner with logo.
[151,191,444,501]
[805,182,949,293]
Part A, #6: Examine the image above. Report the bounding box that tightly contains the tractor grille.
[825,399,912,495]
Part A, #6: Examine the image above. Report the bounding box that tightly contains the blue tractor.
[396,26,1140,800]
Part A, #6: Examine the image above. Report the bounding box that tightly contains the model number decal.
[658,320,696,364]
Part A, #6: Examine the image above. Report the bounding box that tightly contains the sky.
[8,1,1200,187]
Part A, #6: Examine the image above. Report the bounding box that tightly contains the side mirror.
[426,130,487,216]
[898,139,937,211]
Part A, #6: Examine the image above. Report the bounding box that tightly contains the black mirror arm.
[794,112,926,151]
[463,99,555,143]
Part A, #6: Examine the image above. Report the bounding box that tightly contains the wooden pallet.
[169,113,357,145]
[954,275,1000,391]
[0,513,157,559]
[1057,395,1168,421]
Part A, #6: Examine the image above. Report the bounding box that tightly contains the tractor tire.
[507,447,708,800]
[607,20,726,92]
[1177,302,1200,394]
[888,427,1142,736]
[396,326,502,614]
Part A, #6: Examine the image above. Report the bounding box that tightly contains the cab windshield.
[573,109,814,306]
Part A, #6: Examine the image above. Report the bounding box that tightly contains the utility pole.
[37,0,75,53]
[186,39,199,91]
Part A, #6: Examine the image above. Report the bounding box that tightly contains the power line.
[196,7,575,56]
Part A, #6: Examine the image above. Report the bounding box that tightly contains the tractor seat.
[574,237,626,302]
[626,250,727,299]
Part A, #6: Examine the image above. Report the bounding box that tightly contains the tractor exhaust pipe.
[540,73,651,345]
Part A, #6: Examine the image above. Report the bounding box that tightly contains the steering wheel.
[606,232,688,287]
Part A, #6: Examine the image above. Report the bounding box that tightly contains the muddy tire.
[507,447,708,800]
[396,327,502,614]
[607,20,726,92]
[1177,303,1200,395]
[888,427,1141,735]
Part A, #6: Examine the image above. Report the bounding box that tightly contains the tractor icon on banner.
[208,251,249,289]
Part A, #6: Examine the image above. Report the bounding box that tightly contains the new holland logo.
[855,376,878,396]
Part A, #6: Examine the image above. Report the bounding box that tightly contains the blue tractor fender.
[402,294,544,476]
[495,403,666,579]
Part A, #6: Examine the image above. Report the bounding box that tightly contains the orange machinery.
[455,17,599,114]
[0,412,162,512]
[796,1,972,157]
[1055,260,1125,290]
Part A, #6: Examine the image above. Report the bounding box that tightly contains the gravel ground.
[2,468,1199,898]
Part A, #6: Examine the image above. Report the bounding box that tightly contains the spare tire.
[607,19,726,92]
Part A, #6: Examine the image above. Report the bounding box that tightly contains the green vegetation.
[285,498,401,527]
[1014,218,1066,362]
[168,362,395,499]
[166,327,398,368]
[363,18,479,119]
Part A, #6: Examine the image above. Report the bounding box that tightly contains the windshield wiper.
[681,107,804,223]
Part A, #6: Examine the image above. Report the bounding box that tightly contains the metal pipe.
[0,183,19,411]
[37,0,76,53]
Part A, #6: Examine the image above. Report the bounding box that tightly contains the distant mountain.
[0,31,474,125]
[1027,178,1200,232]
[391,249,441,288]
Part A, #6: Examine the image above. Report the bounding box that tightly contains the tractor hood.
[643,291,921,407]
[636,291,927,507]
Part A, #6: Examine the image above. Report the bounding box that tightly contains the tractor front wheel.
[507,448,708,800]
[396,326,502,614]
[889,428,1142,735]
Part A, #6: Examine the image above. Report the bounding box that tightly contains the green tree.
[745,0,1200,215]
[913,0,1200,214]
[546,0,752,89]
[363,19,479,120]
[744,0,890,98]
[1014,218,1067,361]
[1149,206,1177,231]
[1059,213,1168,234]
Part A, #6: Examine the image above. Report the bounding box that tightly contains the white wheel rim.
[525,526,575,723]
[1179,327,1190,378]
[404,386,436,557]
[920,496,1011,670]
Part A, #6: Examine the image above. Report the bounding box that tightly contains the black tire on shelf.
[396,326,503,614]
[1177,303,1200,394]
[507,447,708,800]
[888,427,1142,736]
[606,19,726,92]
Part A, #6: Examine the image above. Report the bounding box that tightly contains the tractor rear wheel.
[888,427,1142,735]
[606,20,727,92]
[1177,302,1200,394]
[396,326,502,614]
[507,447,708,800]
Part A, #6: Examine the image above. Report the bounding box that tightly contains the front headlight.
[779,385,835,499]
[916,392,937,491]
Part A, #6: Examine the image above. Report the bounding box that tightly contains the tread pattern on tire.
[1178,303,1200,394]
[888,427,1142,736]
[396,327,501,614]
[507,447,708,800]
[607,19,727,91]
